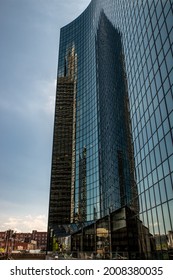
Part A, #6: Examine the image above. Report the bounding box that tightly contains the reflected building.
[78,147,87,223]
[48,46,77,227]
[47,0,173,259]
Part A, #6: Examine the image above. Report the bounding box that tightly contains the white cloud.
[0,214,47,233]
[37,79,56,115]
[0,77,56,115]
[26,79,56,117]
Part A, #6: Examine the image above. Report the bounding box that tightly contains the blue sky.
[0,0,91,232]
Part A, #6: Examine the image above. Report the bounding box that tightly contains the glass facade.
[48,0,173,259]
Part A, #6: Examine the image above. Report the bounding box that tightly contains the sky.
[0,0,91,233]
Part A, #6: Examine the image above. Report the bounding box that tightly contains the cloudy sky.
[0,0,91,232]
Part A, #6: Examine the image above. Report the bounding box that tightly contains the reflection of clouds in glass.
[153,222,159,227]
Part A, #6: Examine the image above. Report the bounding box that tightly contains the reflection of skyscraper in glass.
[96,12,139,216]
[48,46,77,226]
[78,147,87,222]
[48,0,173,259]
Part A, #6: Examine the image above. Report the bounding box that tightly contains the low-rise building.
[0,230,47,252]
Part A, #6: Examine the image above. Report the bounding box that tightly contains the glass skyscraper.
[48,0,173,259]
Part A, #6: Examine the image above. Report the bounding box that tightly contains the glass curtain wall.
[48,0,173,259]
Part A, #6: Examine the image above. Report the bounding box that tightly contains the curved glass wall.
[48,0,173,259]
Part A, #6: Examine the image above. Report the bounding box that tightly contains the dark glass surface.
[48,0,173,259]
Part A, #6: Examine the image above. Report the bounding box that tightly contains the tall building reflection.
[48,46,77,227]
[96,12,139,216]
